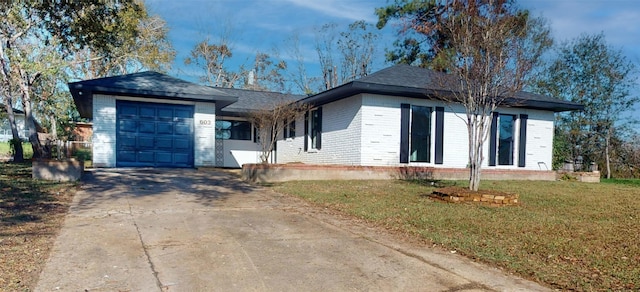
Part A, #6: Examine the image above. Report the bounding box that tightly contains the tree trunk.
[467,118,483,191]
[605,128,611,179]
[3,97,24,162]
[20,86,46,159]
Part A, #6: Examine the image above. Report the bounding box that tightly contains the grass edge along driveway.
[271,179,640,291]
[0,162,76,291]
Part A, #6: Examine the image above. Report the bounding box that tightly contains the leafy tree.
[409,0,552,191]
[0,1,147,159]
[376,0,550,79]
[534,33,638,178]
[70,5,175,79]
[375,0,445,68]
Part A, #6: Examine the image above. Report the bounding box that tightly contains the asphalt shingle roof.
[214,87,305,115]
[301,64,584,112]
[68,71,237,118]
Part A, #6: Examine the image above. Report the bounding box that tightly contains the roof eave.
[68,82,238,119]
[300,81,441,106]
[301,81,584,113]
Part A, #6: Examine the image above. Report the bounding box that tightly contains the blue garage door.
[116,101,194,168]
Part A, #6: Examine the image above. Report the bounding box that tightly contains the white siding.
[276,95,363,165]
[194,102,216,167]
[222,139,261,168]
[92,94,117,167]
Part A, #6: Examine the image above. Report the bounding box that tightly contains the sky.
[146,0,640,113]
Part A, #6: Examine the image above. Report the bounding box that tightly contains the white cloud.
[282,0,378,22]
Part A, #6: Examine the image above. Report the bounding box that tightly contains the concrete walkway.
[36,168,549,291]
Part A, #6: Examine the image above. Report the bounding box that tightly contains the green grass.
[271,179,640,291]
[602,178,640,187]
[0,141,33,159]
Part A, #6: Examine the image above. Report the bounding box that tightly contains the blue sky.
[147,0,640,113]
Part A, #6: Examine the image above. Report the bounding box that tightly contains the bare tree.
[423,0,552,191]
[243,52,287,92]
[248,101,310,163]
[337,20,378,82]
[284,33,319,95]
[315,21,380,90]
[184,38,242,88]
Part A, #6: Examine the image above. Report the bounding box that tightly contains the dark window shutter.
[435,107,444,164]
[489,112,499,166]
[518,114,528,167]
[253,126,257,143]
[400,103,410,163]
[316,107,322,149]
[304,111,309,151]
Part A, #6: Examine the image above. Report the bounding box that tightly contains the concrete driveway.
[36,168,548,291]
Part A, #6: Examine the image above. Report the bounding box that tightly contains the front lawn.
[0,162,76,290]
[271,179,639,291]
[0,141,33,159]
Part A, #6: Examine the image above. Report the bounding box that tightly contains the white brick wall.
[275,93,555,170]
[92,94,116,167]
[521,109,555,170]
[222,139,261,167]
[194,102,216,167]
[276,95,363,165]
[439,103,470,168]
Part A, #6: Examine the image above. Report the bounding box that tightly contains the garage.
[68,71,237,168]
[116,101,194,167]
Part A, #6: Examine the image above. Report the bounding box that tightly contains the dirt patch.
[0,162,77,290]
[429,186,520,206]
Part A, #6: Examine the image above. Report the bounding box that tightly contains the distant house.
[68,65,583,175]
[0,105,28,142]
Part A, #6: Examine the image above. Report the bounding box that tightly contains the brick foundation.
[242,163,557,183]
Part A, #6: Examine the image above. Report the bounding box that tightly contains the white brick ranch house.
[68,65,582,179]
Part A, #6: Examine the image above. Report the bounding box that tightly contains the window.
[215,120,252,140]
[310,109,321,149]
[410,106,432,162]
[497,114,515,165]
[304,108,322,151]
[284,120,295,139]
